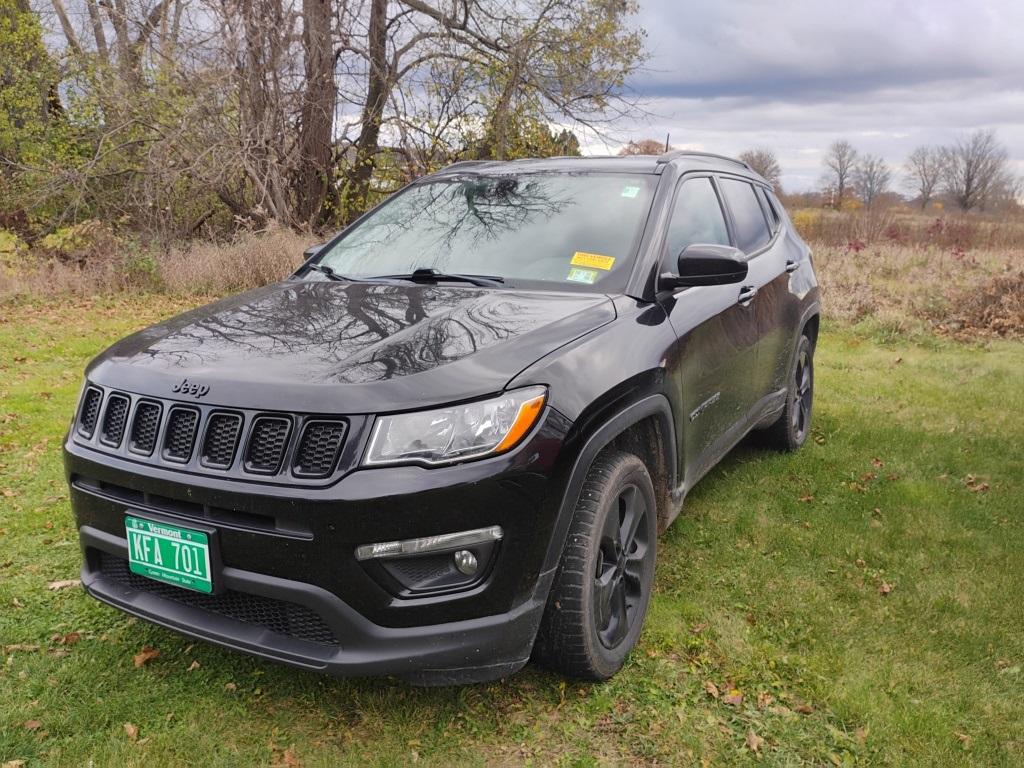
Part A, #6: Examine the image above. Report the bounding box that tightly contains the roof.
[429,151,766,184]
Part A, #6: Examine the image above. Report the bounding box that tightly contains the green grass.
[2,296,1022,766]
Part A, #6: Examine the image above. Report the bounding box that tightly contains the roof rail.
[656,150,751,170]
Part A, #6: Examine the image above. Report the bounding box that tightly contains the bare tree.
[940,129,1012,211]
[852,154,892,208]
[738,148,782,193]
[903,146,943,210]
[37,0,646,234]
[618,138,668,156]
[821,139,858,208]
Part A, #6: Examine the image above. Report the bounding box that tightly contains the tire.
[761,332,814,451]
[533,450,657,680]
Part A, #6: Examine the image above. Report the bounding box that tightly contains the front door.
[659,175,761,490]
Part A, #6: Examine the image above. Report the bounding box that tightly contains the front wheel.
[761,332,814,451]
[533,450,657,680]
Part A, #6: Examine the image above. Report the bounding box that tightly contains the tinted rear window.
[719,178,771,254]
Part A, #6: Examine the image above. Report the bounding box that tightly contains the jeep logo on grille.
[171,378,210,399]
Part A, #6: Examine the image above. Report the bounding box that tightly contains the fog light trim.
[354,526,503,562]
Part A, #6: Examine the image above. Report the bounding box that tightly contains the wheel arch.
[539,394,677,582]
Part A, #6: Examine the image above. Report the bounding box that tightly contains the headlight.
[363,386,547,467]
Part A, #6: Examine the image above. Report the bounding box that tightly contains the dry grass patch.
[813,241,1021,339]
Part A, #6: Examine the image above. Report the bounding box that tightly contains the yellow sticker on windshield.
[571,252,616,271]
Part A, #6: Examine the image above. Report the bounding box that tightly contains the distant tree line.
[620,130,1018,213]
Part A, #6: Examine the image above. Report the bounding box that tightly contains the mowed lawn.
[1,296,1022,767]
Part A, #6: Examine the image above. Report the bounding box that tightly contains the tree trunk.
[294,0,335,227]
[342,0,389,223]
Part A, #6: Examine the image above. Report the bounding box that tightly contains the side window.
[719,178,771,254]
[664,177,730,271]
[756,186,781,232]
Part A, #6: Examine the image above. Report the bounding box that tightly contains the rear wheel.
[761,332,814,451]
[533,450,657,680]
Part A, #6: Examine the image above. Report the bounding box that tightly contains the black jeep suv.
[65,151,819,684]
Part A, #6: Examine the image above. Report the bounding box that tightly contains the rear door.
[659,175,762,487]
[715,177,788,411]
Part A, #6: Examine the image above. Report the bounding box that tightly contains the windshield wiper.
[371,267,505,288]
[306,263,370,283]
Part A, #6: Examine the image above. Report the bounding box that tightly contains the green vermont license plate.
[125,516,213,593]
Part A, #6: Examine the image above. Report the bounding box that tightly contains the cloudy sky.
[587,0,1024,192]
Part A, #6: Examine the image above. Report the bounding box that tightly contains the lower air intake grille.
[201,413,243,468]
[78,387,103,438]
[129,401,161,455]
[100,394,130,447]
[293,421,346,477]
[244,416,291,474]
[163,407,199,463]
[98,552,339,646]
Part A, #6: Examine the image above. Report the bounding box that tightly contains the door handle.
[785,259,799,274]
[737,285,758,306]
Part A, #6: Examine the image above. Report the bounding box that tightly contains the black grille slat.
[78,387,103,438]
[293,421,346,478]
[100,394,130,447]
[201,413,243,469]
[98,552,338,646]
[244,416,291,474]
[129,401,161,455]
[163,407,199,463]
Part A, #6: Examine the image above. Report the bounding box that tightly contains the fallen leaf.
[4,644,40,653]
[282,748,301,767]
[23,720,42,731]
[794,702,814,715]
[123,722,139,742]
[855,558,866,568]
[703,681,720,699]
[955,732,972,749]
[3,760,27,768]
[187,660,201,672]
[133,645,160,667]
[871,457,884,468]
[879,581,893,596]
[745,730,764,753]
[798,494,814,503]
[12,597,24,608]
[894,356,903,364]
[860,472,877,482]
[54,631,81,646]
[756,691,774,709]
[722,690,743,707]
[46,579,80,591]
[225,682,238,691]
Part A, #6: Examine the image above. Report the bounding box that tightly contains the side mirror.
[303,243,327,261]
[660,244,748,289]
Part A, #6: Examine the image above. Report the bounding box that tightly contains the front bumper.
[65,408,575,684]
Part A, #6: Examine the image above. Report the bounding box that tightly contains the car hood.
[87,280,616,413]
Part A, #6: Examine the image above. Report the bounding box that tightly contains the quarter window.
[719,178,771,254]
[664,177,730,271]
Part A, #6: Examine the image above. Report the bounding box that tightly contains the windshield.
[314,173,657,290]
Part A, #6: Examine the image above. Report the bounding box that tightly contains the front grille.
[73,385,351,482]
[78,387,103,438]
[98,552,338,646]
[162,407,199,463]
[99,394,130,447]
[293,421,346,478]
[201,413,243,469]
[244,416,291,474]
[129,401,161,455]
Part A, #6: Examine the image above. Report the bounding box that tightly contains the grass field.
[1,296,1023,766]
